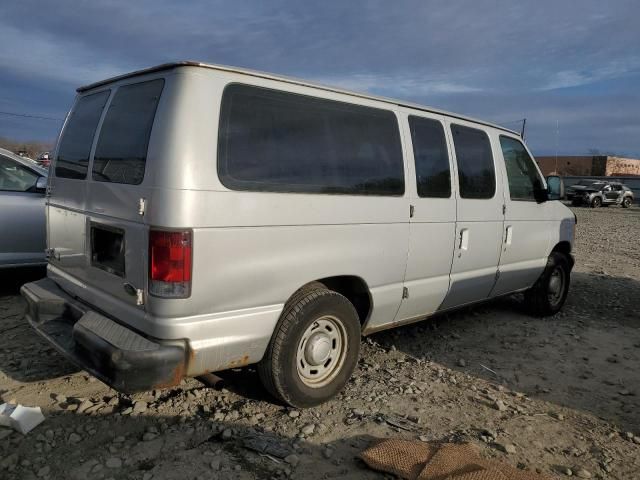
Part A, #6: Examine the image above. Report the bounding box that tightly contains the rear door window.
[55,90,110,179]
[92,79,164,185]
[451,124,495,199]
[408,116,451,198]
[218,84,404,196]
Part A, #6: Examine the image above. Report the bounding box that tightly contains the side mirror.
[35,176,47,193]
[546,175,564,200]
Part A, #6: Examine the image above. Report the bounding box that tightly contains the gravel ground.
[1,206,639,480]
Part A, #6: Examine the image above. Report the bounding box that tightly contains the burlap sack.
[360,438,550,480]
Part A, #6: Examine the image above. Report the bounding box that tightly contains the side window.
[408,116,451,198]
[218,84,405,196]
[0,155,39,192]
[499,136,543,201]
[55,90,110,179]
[93,79,164,185]
[451,124,495,199]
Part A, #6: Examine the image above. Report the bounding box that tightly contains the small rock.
[142,432,157,441]
[352,409,365,417]
[633,436,640,445]
[288,410,300,418]
[132,401,148,414]
[457,359,467,367]
[210,458,221,470]
[68,433,82,444]
[574,467,591,478]
[563,467,573,476]
[37,465,50,477]
[494,400,507,412]
[76,399,94,414]
[502,443,516,454]
[284,454,300,467]
[301,423,315,435]
[221,428,233,441]
[105,458,122,469]
[322,448,334,459]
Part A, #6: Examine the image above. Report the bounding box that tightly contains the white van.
[22,62,576,407]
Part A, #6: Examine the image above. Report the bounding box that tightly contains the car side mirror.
[545,175,564,200]
[35,176,47,193]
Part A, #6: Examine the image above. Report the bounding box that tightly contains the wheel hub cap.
[304,332,332,365]
[296,316,348,388]
[547,267,565,305]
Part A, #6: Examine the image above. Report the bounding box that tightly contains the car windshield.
[0,154,40,192]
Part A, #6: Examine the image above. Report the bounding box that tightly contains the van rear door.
[48,78,165,310]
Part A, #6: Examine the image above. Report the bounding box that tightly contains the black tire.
[622,197,632,208]
[258,287,361,408]
[591,196,602,208]
[523,252,571,317]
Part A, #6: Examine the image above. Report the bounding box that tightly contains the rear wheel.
[591,196,602,208]
[258,287,361,408]
[523,252,571,316]
[622,197,632,208]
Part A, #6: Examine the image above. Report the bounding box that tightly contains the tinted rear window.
[92,79,164,185]
[55,90,110,179]
[218,84,404,195]
[451,124,495,199]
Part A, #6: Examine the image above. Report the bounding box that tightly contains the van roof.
[77,61,519,135]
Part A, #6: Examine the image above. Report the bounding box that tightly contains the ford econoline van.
[22,62,576,407]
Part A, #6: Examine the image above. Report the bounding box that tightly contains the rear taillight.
[149,229,192,298]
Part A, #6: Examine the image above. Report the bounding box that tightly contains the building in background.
[535,155,640,177]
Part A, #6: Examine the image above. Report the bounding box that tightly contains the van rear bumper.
[21,278,188,393]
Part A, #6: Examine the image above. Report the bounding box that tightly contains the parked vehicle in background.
[21,62,576,407]
[0,147,48,268]
[37,152,51,168]
[566,179,598,201]
[571,181,634,208]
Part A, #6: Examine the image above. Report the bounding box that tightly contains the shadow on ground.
[371,271,640,431]
[0,404,383,480]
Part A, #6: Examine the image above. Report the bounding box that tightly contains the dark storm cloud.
[0,0,638,155]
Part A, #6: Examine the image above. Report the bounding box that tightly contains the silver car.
[0,147,48,268]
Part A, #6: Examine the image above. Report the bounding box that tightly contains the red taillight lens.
[149,229,192,298]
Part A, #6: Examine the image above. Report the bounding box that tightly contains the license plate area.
[90,223,125,277]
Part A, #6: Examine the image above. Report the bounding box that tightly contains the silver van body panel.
[39,64,575,380]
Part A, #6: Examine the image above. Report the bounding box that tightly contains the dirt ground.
[1,206,639,480]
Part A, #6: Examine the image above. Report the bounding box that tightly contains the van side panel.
[140,70,410,374]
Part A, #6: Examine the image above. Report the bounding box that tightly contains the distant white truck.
[22,62,576,407]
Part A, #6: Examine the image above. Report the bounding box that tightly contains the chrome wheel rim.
[547,267,565,306]
[296,315,347,388]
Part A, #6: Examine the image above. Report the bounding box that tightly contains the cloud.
[0,0,638,154]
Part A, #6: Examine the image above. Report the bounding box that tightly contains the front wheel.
[622,197,632,208]
[523,252,571,316]
[591,196,602,208]
[258,287,361,408]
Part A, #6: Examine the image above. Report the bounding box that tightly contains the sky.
[1,1,639,157]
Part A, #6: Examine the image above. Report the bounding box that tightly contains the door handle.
[505,226,513,246]
[458,228,469,251]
